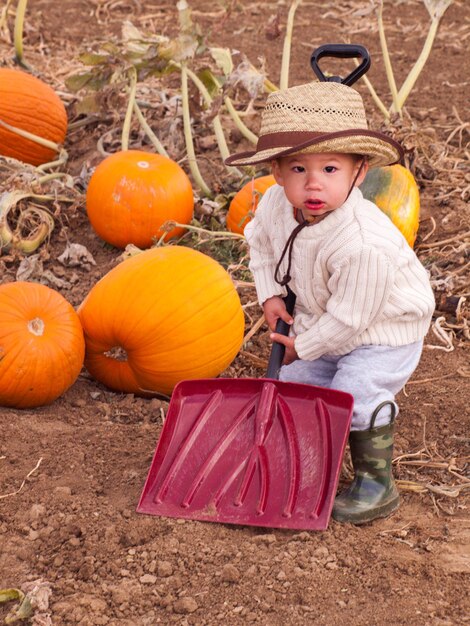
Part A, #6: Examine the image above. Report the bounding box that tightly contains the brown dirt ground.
[1,1,469,625]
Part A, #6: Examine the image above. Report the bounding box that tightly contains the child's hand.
[269,333,298,365]
[263,296,294,332]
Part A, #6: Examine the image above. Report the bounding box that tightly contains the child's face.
[271,152,368,220]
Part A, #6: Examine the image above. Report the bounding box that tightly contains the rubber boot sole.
[332,492,400,525]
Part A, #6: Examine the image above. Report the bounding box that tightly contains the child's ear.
[271,159,284,186]
[355,159,369,187]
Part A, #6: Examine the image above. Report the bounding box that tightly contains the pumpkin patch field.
[0,1,469,625]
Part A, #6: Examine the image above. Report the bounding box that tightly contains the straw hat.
[225,81,403,168]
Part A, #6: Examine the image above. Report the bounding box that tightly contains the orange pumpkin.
[86,150,194,249]
[0,282,85,408]
[0,68,67,166]
[360,164,420,247]
[78,246,245,396]
[227,175,276,234]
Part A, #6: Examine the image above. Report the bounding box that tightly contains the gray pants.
[279,341,424,431]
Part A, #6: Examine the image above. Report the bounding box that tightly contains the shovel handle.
[266,287,296,380]
[310,43,370,85]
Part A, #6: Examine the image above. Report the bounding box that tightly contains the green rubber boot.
[332,402,400,525]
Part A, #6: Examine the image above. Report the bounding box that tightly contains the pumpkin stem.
[27,317,45,336]
[104,346,128,361]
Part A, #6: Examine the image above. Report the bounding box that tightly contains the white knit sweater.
[244,185,435,361]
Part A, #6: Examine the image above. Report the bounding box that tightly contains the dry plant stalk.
[365,0,454,117]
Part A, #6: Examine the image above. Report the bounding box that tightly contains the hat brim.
[225,129,403,169]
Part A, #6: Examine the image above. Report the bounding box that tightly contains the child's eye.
[292,165,305,173]
[324,165,337,173]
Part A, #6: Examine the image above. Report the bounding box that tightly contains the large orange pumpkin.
[0,68,67,166]
[227,175,276,234]
[86,150,194,249]
[78,246,245,396]
[360,164,420,247]
[0,282,85,408]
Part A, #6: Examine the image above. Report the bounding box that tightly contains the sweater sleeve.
[244,188,287,305]
[294,246,396,360]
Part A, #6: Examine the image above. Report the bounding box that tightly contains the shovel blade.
[137,378,353,530]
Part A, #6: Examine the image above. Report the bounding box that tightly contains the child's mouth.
[305,199,325,211]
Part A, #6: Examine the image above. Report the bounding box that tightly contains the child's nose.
[305,172,321,189]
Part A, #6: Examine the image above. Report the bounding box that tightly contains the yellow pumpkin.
[360,164,420,247]
[78,246,245,396]
[227,175,276,234]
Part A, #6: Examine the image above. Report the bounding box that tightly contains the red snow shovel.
[137,45,371,530]
[137,290,353,531]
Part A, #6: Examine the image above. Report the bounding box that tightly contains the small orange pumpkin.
[86,150,194,249]
[227,175,276,234]
[78,246,245,396]
[360,164,420,247]
[0,282,85,408]
[0,68,67,166]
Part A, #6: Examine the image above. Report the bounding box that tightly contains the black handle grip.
[265,287,296,380]
[310,43,370,85]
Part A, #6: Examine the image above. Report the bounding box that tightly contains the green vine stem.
[160,220,246,240]
[35,149,69,172]
[184,67,242,178]
[223,96,258,145]
[0,0,15,33]
[0,117,60,152]
[394,6,450,112]
[0,116,67,171]
[133,102,169,157]
[376,1,400,115]
[279,0,302,90]
[13,0,31,70]
[354,59,390,120]
[121,66,137,151]
[180,63,212,197]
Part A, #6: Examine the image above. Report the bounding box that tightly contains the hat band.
[256,128,394,153]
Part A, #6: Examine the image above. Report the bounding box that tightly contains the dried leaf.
[227,58,266,100]
[16,254,43,281]
[210,47,233,76]
[65,71,96,93]
[57,243,97,270]
[423,0,454,19]
[78,52,110,66]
